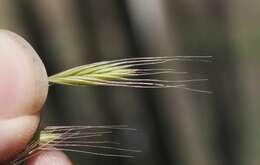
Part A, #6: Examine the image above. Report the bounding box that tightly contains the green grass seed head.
[48,56,212,92]
[10,125,140,164]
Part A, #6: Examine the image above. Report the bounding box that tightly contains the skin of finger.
[28,150,73,165]
[0,30,48,162]
[0,30,48,118]
[0,116,39,162]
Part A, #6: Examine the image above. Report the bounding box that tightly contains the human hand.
[0,30,72,165]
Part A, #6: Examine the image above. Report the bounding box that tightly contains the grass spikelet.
[48,56,212,93]
[10,125,140,165]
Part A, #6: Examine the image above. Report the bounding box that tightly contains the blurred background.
[1,0,260,165]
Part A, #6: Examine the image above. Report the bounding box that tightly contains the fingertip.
[28,150,73,165]
[0,30,48,118]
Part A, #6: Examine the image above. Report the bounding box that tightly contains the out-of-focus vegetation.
[0,0,259,165]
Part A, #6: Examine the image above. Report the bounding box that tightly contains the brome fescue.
[11,125,140,165]
[48,56,212,93]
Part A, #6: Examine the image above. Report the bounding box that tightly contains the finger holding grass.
[0,30,72,165]
[0,30,211,164]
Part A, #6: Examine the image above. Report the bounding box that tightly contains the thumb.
[0,30,48,162]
